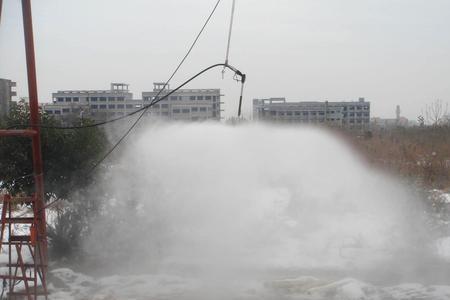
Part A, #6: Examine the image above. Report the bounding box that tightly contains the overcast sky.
[1,0,449,119]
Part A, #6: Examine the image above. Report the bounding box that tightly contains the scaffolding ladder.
[0,194,48,299]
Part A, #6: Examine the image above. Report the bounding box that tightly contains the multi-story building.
[42,82,222,123]
[0,78,17,118]
[142,83,222,121]
[253,97,370,130]
[42,83,140,122]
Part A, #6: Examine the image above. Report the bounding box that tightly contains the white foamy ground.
[48,268,450,300]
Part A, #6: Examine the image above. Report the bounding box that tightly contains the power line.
[87,0,225,173]
[88,63,244,174]
[11,0,247,215]
[32,62,245,215]
[6,0,222,131]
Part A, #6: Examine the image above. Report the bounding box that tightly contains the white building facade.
[253,97,370,130]
[43,83,137,122]
[42,82,222,123]
[142,83,221,121]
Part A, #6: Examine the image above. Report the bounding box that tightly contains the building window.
[197,96,203,100]
[108,97,115,101]
[73,97,79,102]
[144,97,150,101]
[126,104,133,109]
[213,96,217,100]
[270,111,276,116]
[287,112,292,116]
[199,107,206,112]
[349,106,355,110]
[117,97,125,101]
[189,96,196,100]
[205,96,211,100]
[91,105,98,109]
[295,111,300,115]
[279,112,285,116]
[54,110,61,115]
[311,112,317,116]
[45,110,53,114]
[117,104,124,109]
[319,112,324,116]
[192,107,198,112]
[57,97,64,102]
[182,109,190,113]
[108,104,115,109]
[153,104,160,109]
[161,104,168,108]
[91,97,98,101]
[65,97,71,102]
[162,112,169,116]
[302,112,308,116]
[173,109,180,113]
[170,96,178,100]
[364,113,369,117]
[178,96,183,100]
[99,104,107,109]
[99,97,106,101]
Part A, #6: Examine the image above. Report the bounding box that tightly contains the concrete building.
[0,78,17,118]
[142,83,222,121]
[42,82,222,123]
[42,83,139,123]
[253,97,370,130]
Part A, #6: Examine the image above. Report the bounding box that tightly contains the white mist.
[85,123,425,278]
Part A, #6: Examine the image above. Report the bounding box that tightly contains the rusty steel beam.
[21,0,48,279]
[0,129,38,137]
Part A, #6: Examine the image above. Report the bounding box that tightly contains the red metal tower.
[0,0,48,298]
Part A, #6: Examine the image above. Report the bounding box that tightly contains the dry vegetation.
[346,126,450,190]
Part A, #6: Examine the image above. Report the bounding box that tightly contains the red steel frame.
[0,0,48,298]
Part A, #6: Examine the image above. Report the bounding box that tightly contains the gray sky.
[1,0,449,119]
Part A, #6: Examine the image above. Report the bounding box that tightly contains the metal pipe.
[0,129,38,137]
[0,0,3,25]
[21,0,48,276]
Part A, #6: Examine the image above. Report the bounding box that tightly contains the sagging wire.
[5,0,223,131]
[24,62,246,216]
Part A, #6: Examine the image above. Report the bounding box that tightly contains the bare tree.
[425,99,448,126]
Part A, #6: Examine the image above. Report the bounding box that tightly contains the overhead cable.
[7,0,222,131]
